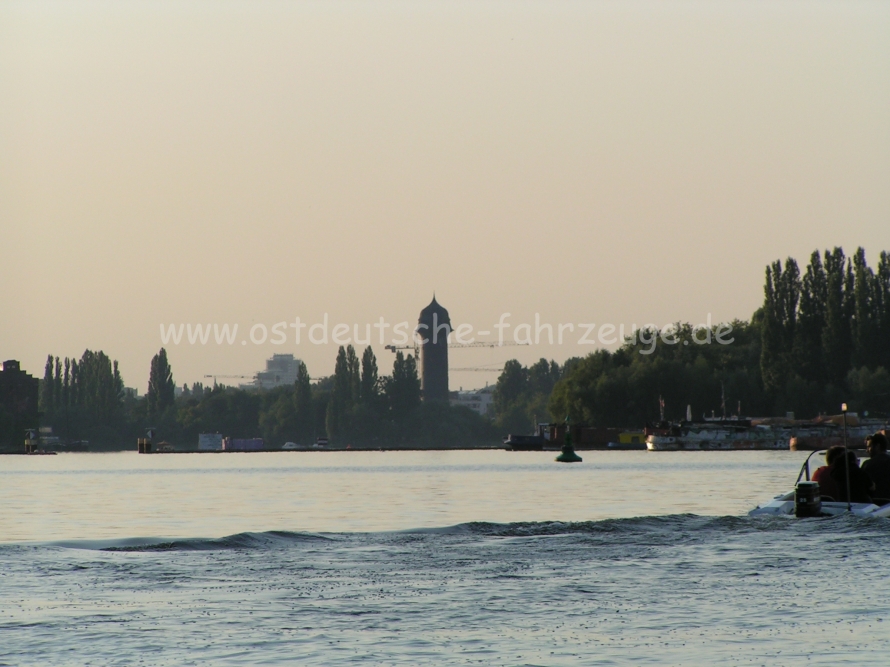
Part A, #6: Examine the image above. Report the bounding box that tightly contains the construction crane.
[384,340,529,354]
[203,374,255,385]
[203,373,292,390]
[450,367,503,372]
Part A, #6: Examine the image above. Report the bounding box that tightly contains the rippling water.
[2,451,888,665]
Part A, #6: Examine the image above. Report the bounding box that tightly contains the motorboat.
[749,491,890,518]
[749,448,890,518]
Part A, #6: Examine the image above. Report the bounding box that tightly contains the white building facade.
[449,386,495,417]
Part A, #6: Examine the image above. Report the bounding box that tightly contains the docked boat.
[647,412,889,452]
[646,420,790,451]
[607,431,646,449]
[790,421,889,450]
[46,440,90,453]
[789,413,890,450]
[750,448,890,518]
[606,441,647,450]
[503,434,550,451]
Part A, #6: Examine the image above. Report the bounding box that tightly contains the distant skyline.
[2,1,888,390]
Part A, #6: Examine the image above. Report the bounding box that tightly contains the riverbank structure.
[417,296,451,402]
[0,360,39,447]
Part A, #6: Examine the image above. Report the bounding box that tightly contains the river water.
[2,450,888,665]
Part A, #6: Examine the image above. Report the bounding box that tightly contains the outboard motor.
[795,481,821,517]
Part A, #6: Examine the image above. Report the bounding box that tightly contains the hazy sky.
[2,1,888,391]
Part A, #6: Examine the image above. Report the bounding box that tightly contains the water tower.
[417,295,451,402]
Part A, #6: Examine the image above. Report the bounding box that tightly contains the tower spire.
[417,295,451,402]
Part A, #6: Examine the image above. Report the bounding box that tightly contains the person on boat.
[830,450,874,504]
[811,446,845,501]
[862,433,890,502]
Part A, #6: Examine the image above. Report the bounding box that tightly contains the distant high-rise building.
[254,354,302,390]
[417,295,451,402]
[450,385,494,417]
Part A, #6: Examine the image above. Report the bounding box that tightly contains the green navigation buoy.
[556,417,582,463]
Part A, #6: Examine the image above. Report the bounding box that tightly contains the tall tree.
[326,346,350,439]
[76,350,122,422]
[386,351,421,418]
[793,250,826,383]
[493,360,529,417]
[293,361,315,442]
[527,358,562,397]
[822,248,852,384]
[346,345,360,406]
[360,346,379,406]
[147,348,175,418]
[70,359,79,407]
[777,258,801,350]
[851,247,879,369]
[493,359,532,432]
[112,360,124,403]
[760,258,799,395]
[40,355,54,414]
[878,251,890,370]
[62,357,71,408]
[53,357,62,411]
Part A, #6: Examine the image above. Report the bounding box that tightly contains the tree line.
[35,246,890,445]
[525,247,890,428]
[39,350,127,443]
[760,247,890,414]
[490,358,566,435]
[38,345,497,449]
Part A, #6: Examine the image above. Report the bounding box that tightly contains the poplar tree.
[793,251,826,383]
[346,345,360,405]
[326,346,350,439]
[53,357,62,411]
[404,354,420,408]
[147,348,175,418]
[822,248,852,385]
[75,350,120,422]
[40,355,54,414]
[113,360,124,401]
[40,350,124,428]
[62,357,71,408]
[293,361,314,442]
[851,247,879,369]
[70,359,79,407]
[878,251,890,370]
[760,258,799,395]
[360,346,379,406]
[387,351,421,418]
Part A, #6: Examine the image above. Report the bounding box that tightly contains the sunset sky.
[2,1,888,390]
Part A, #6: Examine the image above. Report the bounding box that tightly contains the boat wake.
[5,514,890,665]
[15,512,890,553]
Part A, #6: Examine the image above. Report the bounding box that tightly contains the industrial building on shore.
[0,360,39,447]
